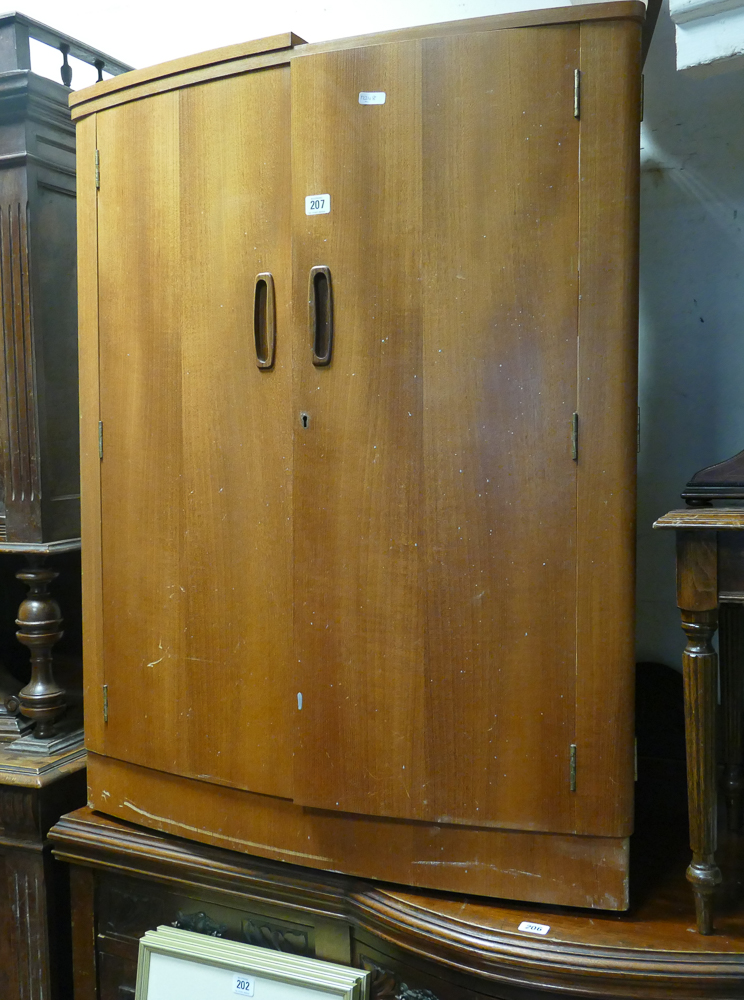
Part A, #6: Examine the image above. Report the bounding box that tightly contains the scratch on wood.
[412,860,541,877]
[120,800,333,862]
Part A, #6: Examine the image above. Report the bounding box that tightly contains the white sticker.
[233,973,255,996]
[359,91,386,105]
[305,194,330,215]
[518,921,550,936]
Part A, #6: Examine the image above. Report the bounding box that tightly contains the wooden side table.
[653,507,744,934]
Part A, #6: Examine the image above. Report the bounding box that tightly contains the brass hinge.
[637,405,641,453]
[571,412,579,461]
[98,420,103,459]
[569,743,577,792]
[640,74,645,123]
[103,683,108,723]
[95,149,100,190]
[574,69,581,120]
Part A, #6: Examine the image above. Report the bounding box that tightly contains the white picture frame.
[134,926,371,1000]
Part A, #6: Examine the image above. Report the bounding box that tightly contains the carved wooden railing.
[0,12,133,84]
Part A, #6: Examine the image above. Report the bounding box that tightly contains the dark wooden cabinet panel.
[0,760,87,1000]
[0,70,79,544]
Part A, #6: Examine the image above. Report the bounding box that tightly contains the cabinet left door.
[93,65,295,798]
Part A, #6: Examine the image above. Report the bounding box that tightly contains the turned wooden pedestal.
[0,540,83,747]
[654,508,744,935]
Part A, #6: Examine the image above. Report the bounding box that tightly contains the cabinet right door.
[292,25,590,835]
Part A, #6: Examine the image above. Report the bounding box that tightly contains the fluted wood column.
[676,530,721,934]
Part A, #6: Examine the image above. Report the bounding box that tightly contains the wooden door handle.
[254,272,276,368]
[309,266,333,366]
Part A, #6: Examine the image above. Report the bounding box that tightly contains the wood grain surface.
[420,24,579,832]
[69,3,646,119]
[69,31,302,113]
[50,805,744,999]
[292,39,426,821]
[97,89,183,774]
[676,531,717,613]
[573,18,641,839]
[655,507,744,529]
[293,25,584,833]
[76,7,644,906]
[76,111,105,755]
[96,68,295,797]
[84,753,629,909]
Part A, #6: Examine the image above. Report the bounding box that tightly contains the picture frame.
[134,926,371,1000]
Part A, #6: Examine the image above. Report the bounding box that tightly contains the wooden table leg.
[677,530,722,934]
[681,608,723,933]
[719,602,744,831]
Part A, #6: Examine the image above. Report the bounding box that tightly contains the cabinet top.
[69,1,645,120]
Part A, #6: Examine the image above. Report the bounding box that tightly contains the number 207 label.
[233,974,255,996]
[305,194,331,215]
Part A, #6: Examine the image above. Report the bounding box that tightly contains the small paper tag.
[359,92,386,105]
[305,194,330,215]
[233,974,255,996]
[518,921,550,936]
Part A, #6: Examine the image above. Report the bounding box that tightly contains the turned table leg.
[719,602,744,831]
[676,530,722,934]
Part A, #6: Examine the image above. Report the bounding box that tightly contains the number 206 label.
[518,921,550,936]
[305,194,330,215]
[233,974,255,996]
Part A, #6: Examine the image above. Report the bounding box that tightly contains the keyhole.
[301,412,309,428]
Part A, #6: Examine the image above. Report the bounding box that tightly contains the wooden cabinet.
[71,2,643,910]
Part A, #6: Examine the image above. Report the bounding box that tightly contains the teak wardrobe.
[72,1,642,910]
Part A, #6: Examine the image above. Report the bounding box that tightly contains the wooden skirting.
[50,806,744,999]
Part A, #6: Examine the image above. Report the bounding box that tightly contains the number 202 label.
[233,974,255,996]
[306,194,331,215]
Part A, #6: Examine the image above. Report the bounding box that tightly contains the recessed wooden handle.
[309,266,333,366]
[254,272,276,369]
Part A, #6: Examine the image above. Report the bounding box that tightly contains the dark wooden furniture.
[0,743,86,1000]
[654,507,744,934]
[0,15,130,739]
[682,447,744,505]
[0,16,126,1000]
[49,806,744,1000]
[71,1,643,911]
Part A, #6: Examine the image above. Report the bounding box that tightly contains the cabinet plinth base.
[85,751,629,910]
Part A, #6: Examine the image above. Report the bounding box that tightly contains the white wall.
[637,1,744,666]
[18,0,588,71]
